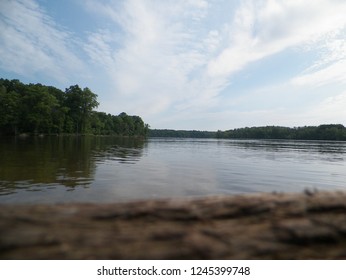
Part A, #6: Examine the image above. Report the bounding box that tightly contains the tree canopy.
[215,125,346,141]
[2,78,344,141]
[0,79,148,137]
[149,129,216,138]
[149,125,346,141]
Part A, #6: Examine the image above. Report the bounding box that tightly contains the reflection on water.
[221,139,346,162]
[0,136,146,199]
[223,139,346,154]
[1,137,346,204]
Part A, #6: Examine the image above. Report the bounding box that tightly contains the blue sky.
[1,0,346,130]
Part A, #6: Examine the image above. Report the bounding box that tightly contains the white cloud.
[83,0,214,116]
[80,0,346,128]
[291,59,346,87]
[2,0,346,129]
[297,91,346,125]
[208,0,346,79]
[84,30,115,70]
[0,0,86,83]
[291,28,346,88]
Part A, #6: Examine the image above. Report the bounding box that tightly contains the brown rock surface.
[1,191,346,259]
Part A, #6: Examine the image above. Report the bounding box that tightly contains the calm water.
[1,136,346,204]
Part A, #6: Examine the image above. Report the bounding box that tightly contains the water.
[1,136,346,204]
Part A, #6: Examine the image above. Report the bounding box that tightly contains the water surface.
[1,136,346,204]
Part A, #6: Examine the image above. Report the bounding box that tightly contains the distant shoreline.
[149,124,346,141]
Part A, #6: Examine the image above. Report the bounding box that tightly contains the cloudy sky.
[1,0,346,130]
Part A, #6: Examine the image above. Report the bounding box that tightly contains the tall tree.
[21,84,60,134]
[0,86,20,135]
[0,79,148,137]
[80,87,99,133]
[65,85,99,134]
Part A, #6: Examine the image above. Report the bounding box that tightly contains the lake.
[1,136,346,204]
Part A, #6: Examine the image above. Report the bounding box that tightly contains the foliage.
[0,79,148,137]
[216,125,346,141]
[149,129,216,138]
[149,125,346,141]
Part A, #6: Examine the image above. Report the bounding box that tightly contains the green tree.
[0,86,20,135]
[47,86,69,133]
[21,84,60,134]
[80,87,99,133]
[65,85,99,134]
[0,78,148,137]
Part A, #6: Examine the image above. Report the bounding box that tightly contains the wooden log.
[1,191,346,259]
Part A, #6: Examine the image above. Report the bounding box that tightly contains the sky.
[1,0,346,131]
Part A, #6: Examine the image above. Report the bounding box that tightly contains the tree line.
[149,129,216,138]
[149,125,346,141]
[216,125,346,141]
[0,79,148,136]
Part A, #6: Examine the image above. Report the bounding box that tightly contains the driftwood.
[1,191,346,259]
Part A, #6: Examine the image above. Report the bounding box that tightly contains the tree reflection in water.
[0,136,146,195]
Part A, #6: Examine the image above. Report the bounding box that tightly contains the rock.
[1,191,346,259]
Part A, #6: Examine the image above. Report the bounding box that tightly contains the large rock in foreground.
[1,191,346,259]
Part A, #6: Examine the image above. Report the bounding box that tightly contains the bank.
[1,191,346,259]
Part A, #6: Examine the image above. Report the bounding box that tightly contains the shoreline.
[1,191,346,259]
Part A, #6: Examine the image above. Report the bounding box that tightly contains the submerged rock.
[1,191,346,259]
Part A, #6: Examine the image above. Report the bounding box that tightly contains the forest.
[149,129,216,138]
[2,78,344,141]
[150,125,346,141]
[216,125,346,140]
[0,79,148,136]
